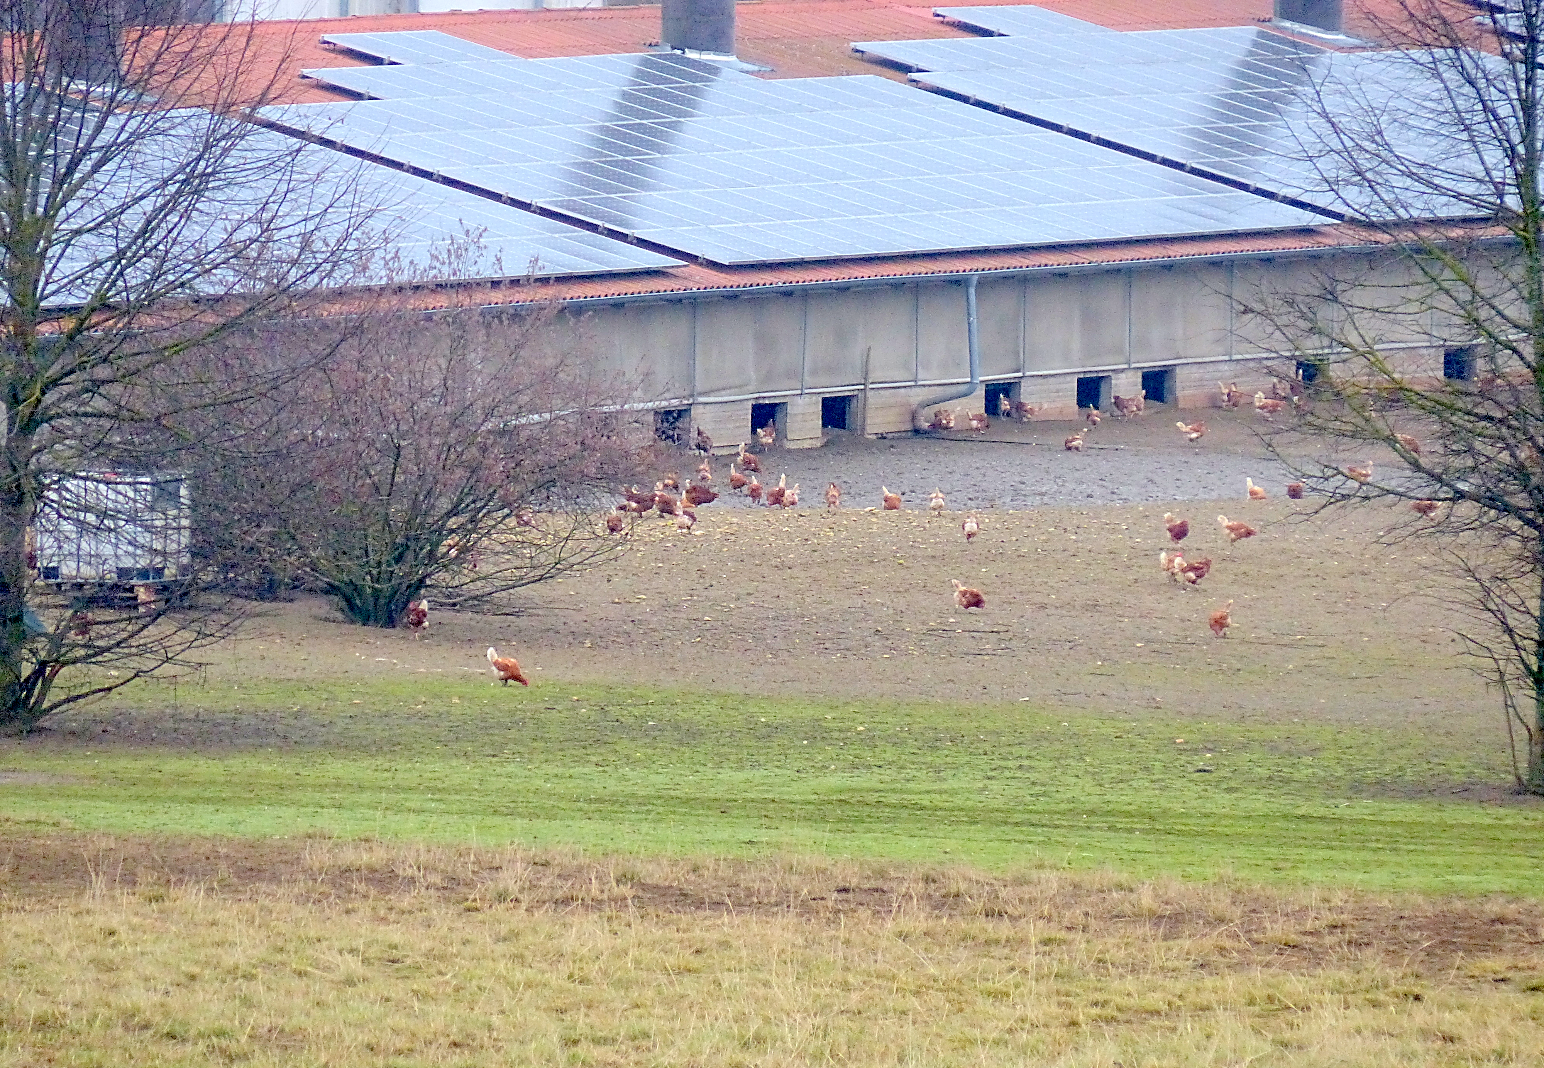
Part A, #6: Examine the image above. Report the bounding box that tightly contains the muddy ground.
[32,408,1488,759]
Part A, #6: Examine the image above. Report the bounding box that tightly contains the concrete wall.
[564,249,1458,442]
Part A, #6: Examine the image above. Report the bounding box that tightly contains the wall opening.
[1076,375,1111,411]
[821,395,853,430]
[1444,345,1476,381]
[1295,359,1321,385]
[654,407,690,445]
[983,381,1016,417]
[1140,367,1176,405]
[751,402,786,441]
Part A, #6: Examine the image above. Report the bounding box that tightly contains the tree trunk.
[0,445,49,731]
[1532,572,1544,794]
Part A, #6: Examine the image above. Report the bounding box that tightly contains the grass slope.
[4,677,1537,894]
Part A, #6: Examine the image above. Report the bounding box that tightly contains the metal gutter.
[911,274,981,429]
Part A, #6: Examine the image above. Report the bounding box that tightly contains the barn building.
[244,0,1466,450]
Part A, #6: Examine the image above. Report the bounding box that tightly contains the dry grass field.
[3,838,1543,1066]
[4,417,1543,1065]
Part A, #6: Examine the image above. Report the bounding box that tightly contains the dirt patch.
[4,830,1539,977]
[0,771,75,786]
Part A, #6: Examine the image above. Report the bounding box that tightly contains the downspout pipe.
[913,274,980,430]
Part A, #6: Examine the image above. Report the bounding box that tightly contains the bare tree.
[199,294,650,629]
[0,2,384,731]
[1243,1,1544,792]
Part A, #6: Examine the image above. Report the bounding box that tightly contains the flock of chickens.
[428,375,1440,682]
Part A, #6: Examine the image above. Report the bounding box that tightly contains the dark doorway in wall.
[654,407,689,444]
[1295,359,1322,385]
[751,402,786,441]
[1076,375,1110,411]
[821,395,853,430]
[1140,367,1176,404]
[983,381,1016,417]
[1444,345,1476,381]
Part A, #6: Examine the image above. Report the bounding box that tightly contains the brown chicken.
[605,511,626,533]
[487,646,530,686]
[1177,420,1206,442]
[1395,433,1422,455]
[962,514,980,542]
[1064,431,1086,452]
[404,599,429,635]
[134,584,157,616]
[1012,400,1038,421]
[928,488,946,516]
[1218,381,1242,408]
[1160,550,1184,582]
[925,408,956,432]
[747,475,763,504]
[825,482,841,509]
[1254,392,1288,418]
[756,422,777,448]
[782,483,800,509]
[1179,558,1212,585]
[997,393,1012,418]
[729,464,748,491]
[661,473,681,491]
[684,482,718,507]
[675,510,696,531]
[1345,463,1373,483]
[952,580,986,611]
[1085,406,1101,427]
[693,426,713,455]
[69,610,93,639]
[1163,512,1189,543]
[515,510,537,528]
[1209,600,1234,638]
[1286,481,1305,499]
[654,485,681,515]
[1247,477,1267,501]
[696,460,713,483]
[1217,515,1257,543]
[765,474,788,507]
[967,412,990,433]
[1412,499,1440,518]
[882,486,903,510]
[737,445,761,474]
[1112,391,1145,418]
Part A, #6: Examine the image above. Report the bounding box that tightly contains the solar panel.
[272,43,1329,267]
[319,30,517,67]
[855,25,1324,75]
[931,5,1114,38]
[363,168,684,279]
[888,27,1489,218]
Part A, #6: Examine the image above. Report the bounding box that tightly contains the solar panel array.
[279,45,1328,266]
[857,9,1495,220]
[931,6,1114,39]
[356,165,684,279]
[320,30,517,67]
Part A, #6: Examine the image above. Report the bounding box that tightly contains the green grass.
[3,676,1538,895]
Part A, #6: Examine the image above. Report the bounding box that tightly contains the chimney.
[1274,0,1343,34]
[661,0,736,58]
[30,1,213,85]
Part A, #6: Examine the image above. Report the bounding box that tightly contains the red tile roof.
[262,1,1279,102]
